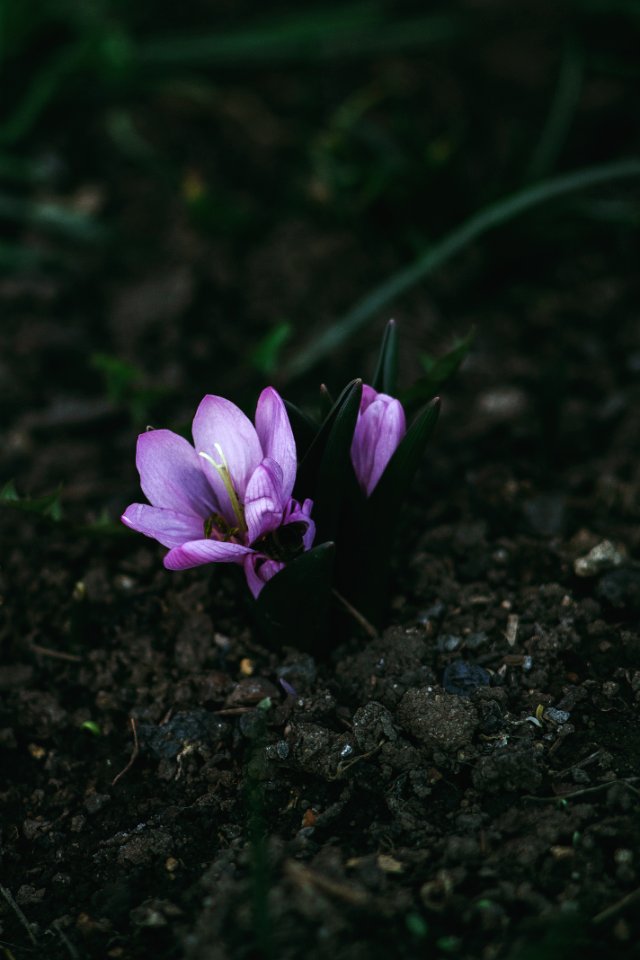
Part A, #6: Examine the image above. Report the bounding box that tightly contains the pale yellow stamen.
[199,443,247,533]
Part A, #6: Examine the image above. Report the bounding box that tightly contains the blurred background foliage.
[1,0,639,432]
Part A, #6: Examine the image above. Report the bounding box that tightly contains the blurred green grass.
[1,0,639,381]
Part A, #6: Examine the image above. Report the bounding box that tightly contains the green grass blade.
[138,5,458,66]
[525,38,584,182]
[139,3,384,65]
[0,44,84,145]
[403,327,475,409]
[284,157,640,380]
[371,318,398,394]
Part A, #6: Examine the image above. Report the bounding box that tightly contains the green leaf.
[402,327,474,408]
[92,353,140,404]
[319,383,334,418]
[525,38,584,182]
[283,400,319,462]
[295,378,361,501]
[0,43,85,146]
[371,318,398,394]
[0,480,63,520]
[81,721,102,736]
[254,542,335,652]
[250,322,292,375]
[139,7,459,67]
[300,379,362,543]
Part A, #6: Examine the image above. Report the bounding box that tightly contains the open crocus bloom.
[121,387,315,597]
[350,384,406,496]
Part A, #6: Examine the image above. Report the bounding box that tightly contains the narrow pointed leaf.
[1,480,64,520]
[295,378,361,500]
[319,383,334,418]
[313,379,362,542]
[371,318,399,395]
[370,397,440,512]
[283,400,319,461]
[402,328,474,409]
[254,542,335,652]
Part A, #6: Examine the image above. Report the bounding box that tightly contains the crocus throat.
[252,521,307,563]
[203,511,243,543]
[199,444,247,533]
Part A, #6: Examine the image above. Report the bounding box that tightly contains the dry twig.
[0,886,38,946]
[111,717,139,787]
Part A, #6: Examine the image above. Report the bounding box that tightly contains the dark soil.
[2,4,640,958]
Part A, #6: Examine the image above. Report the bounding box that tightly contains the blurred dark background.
[1,0,639,519]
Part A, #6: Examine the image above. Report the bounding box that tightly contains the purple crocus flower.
[121,387,315,597]
[350,384,406,496]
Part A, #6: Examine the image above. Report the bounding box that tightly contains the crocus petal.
[245,458,285,544]
[283,497,316,551]
[192,395,263,521]
[122,503,204,548]
[254,387,297,502]
[136,429,218,517]
[243,553,284,598]
[351,392,406,496]
[360,383,378,413]
[164,539,254,571]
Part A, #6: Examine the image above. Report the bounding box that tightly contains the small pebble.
[544,707,570,725]
[443,660,491,697]
[574,540,625,577]
[437,634,462,653]
[478,386,527,419]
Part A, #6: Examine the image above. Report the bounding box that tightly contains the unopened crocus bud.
[350,384,406,496]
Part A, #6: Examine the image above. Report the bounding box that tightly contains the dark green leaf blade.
[254,542,335,652]
[283,400,319,462]
[403,328,474,408]
[295,378,362,501]
[371,318,399,394]
[313,379,362,542]
[370,397,440,512]
[0,480,63,520]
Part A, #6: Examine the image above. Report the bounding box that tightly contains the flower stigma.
[199,443,247,533]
